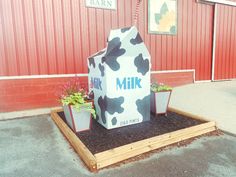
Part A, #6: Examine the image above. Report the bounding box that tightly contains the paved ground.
[170,80,236,135]
[1,115,236,177]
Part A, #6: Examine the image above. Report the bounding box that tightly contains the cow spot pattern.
[136,95,150,122]
[130,33,143,45]
[88,51,105,69]
[102,37,126,71]
[88,57,95,68]
[96,114,100,121]
[121,27,131,33]
[98,96,124,124]
[92,50,106,58]
[134,53,149,76]
[99,63,105,77]
[111,117,117,126]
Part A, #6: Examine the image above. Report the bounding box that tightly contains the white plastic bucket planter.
[151,91,172,115]
[63,104,92,133]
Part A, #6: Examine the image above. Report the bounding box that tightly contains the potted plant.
[59,79,96,133]
[150,82,172,115]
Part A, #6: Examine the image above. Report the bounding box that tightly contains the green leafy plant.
[151,82,172,92]
[59,78,96,118]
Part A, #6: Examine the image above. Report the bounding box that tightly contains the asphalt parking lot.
[1,114,236,177]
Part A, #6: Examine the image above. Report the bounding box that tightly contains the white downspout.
[211,4,218,81]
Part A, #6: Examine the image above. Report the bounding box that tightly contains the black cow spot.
[88,57,95,68]
[98,97,107,124]
[134,53,149,76]
[91,50,106,58]
[111,117,117,126]
[130,33,143,45]
[99,63,105,77]
[102,37,126,71]
[136,95,150,122]
[96,114,100,121]
[98,96,124,124]
[121,27,131,33]
[88,50,105,69]
[88,91,94,99]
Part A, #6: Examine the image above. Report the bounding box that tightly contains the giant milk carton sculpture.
[88,26,151,129]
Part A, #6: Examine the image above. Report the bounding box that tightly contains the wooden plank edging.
[51,111,97,171]
[96,126,216,169]
[95,122,216,169]
[51,109,217,171]
[168,107,213,122]
[94,121,216,160]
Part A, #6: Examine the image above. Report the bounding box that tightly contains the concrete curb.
[0,107,61,121]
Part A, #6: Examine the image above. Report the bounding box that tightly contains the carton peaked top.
[106,26,148,56]
[108,26,142,46]
[88,26,151,72]
[89,26,150,59]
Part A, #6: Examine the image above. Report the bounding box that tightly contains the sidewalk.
[169,80,236,135]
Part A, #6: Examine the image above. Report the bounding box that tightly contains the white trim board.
[195,80,212,83]
[151,69,195,74]
[211,4,218,81]
[0,73,88,80]
[0,107,61,121]
[198,0,236,6]
[213,78,236,82]
[0,69,196,81]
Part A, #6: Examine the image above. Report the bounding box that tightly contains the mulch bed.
[58,111,207,154]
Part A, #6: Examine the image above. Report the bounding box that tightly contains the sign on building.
[148,0,177,35]
[86,0,117,10]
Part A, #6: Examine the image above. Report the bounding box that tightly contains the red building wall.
[0,77,88,112]
[0,71,194,112]
[214,4,236,80]
[0,0,215,112]
[0,0,213,79]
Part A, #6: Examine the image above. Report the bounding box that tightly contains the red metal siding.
[0,71,194,112]
[151,72,195,87]
[214,4,236,80]
[0,0,213,80]
[0,77,89,112]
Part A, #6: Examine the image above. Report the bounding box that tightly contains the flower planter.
[151,90,172,115]
[63,104,92,133]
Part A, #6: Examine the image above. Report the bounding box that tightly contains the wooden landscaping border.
[51,110,97,172]
[168,107,213,122]
[51,109,216,172]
